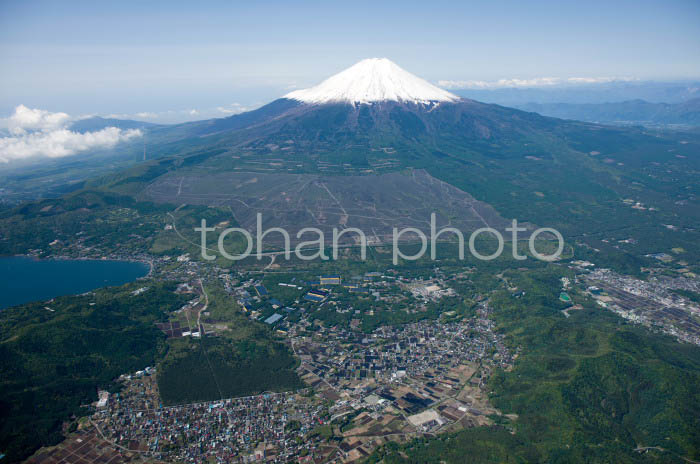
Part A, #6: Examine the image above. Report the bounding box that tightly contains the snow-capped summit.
[284,58,460,105]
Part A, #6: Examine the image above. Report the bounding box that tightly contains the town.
[581,266,700,345]
[22,238,700,463]
[81,266,516,463]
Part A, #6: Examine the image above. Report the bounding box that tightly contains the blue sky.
[1,0,699,121]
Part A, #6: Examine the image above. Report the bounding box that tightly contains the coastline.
[5,253,153,273]
[0,256,152,311]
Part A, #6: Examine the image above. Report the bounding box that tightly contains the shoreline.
[2,253,153,273]
[0,255,153,311]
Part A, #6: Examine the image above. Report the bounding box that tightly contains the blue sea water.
[0,256,150,309]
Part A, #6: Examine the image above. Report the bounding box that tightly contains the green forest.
[157,335,303,405]
[0,281,188,462]
[156,282,303,405]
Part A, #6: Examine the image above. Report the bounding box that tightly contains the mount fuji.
[82,58,698,258]
[158,58,558,144]
[284,58,460,105]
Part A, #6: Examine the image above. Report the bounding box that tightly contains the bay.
[0,256,150,309]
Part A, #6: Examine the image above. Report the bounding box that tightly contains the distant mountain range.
[453,80,700,105]
[68,116,161,133]
[514,98,700,127]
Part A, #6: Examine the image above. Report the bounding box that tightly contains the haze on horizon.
[1,0,700,122]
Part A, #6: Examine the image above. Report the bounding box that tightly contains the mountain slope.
[52,59,700,271]
[156,98,302,138]
[102,95,699,274]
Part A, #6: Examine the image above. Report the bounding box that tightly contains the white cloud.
[439,77,561,90]
[0,105,142,163]
[566,77,628,84]
[438,76,637,90]
[105,103,257,122]
[7,104,71,135]
[134,111,158,119]
[108,108,202,120]
[216,103,251,115]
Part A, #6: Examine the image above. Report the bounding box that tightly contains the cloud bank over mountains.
[438,76,637,90]
[104,103,254,123]
[0,105,142,163]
